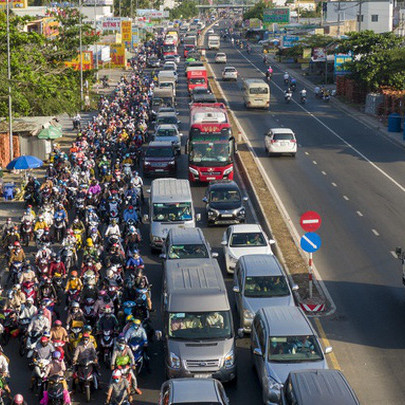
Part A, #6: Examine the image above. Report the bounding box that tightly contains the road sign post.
[300,211,322,299]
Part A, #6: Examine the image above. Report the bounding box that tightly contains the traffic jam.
[0,15,360,405]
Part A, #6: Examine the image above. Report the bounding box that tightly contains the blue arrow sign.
[300,232,321,253]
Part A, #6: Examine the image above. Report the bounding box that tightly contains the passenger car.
[251,307,332,405]
[152,124,183,155]
[143,141,177,177]
[164,54,180,64]
[154,112,181,131]
[163,61,178,72]
[264,128,297,157]
[222,66,238,81]
[159,378,230,405]
[147,56,160,68]
[233,254,297,332]
[215,52,227,63]
[221,224,274,273]
[278,369,360,405]
[203,180,247,226]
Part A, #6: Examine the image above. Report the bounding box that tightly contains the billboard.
[0,0,27,9]
[101,17,130,32]
[312,47,326,62]
[334,54,352,75]
[282,35,299,48]
[121,20,132,42]
[136,9,169,18]
[132,26,140,49]
[110,44,126,68]
[64,51,94,71]
[264,8,290,24]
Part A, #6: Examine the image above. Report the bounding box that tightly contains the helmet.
[71,271,78,277]
[26,297,34,303]
[106,269,114,278]
[117,335,125,344]
[86,238,93,247]
[82,332,90,339]
[13,394,24,405]
[40,336,49,343]
[71,302,80,308]
[99,290,107,297]
[104,305,112,314]
[84,325,92,333]
[126,315,134,323]
[13,241,20,247]
[14,284,21,290]
[112,369,122,379]
[54,320,62,326]
[52,350,62,359]
[133,318,141,326]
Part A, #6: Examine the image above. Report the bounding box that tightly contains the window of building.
[371,14,379,22]
[357,14,364,22]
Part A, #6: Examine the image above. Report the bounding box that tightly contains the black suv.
[203,180,248,226]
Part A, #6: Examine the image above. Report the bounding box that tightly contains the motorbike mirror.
[202,197,208,203]
[291,284,299,291]
[155,330,162,341]
[143,214,149,223]
[243,196,249,202]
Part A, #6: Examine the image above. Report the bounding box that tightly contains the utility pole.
[79,0,84,107]
[119,0,121,17]
[6,0,13,161]
[337,1,341,37]
[358,0,363,32]
[94,0,99,82]
[130,0,133,19]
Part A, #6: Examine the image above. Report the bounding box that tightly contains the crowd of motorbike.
[0,39,164,405]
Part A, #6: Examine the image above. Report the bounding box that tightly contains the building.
[324,0,393,33]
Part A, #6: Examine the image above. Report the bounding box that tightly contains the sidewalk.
[256,47,405,150]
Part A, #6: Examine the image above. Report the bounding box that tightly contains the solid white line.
[332,182,337,187]
[343,195,349,200]
[321,171,327,175]
[372,229,380,236]
[235,50,405,195]
[357,211,363,217]
[391,251,398,258]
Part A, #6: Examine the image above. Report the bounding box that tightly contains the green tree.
[169,0,198,20]
[243,1,273,20]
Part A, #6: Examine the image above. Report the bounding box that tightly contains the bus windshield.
[163,44,176,52]
[152,202,192,222]
[190,138,232,166]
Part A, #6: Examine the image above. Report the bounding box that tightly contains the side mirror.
[146,188,151,194]
[221,240,227,246]
[243,196,249,202]
[202,196,208,203]
[253,347,262,357]
[177,120,181,125]
[143,214,149,223]
[232,285,240,293]
[196,213,201,221]
[237,328,244,338]
[155,330,162,341]
[396,247,403,258]
[291,284,299,291]
[212,252,218,258]
[159,253,166,259]
[324,346,333,354]
[269,239,276,245]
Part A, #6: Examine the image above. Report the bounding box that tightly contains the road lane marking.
[357,211,363,217]
[332,182,337,187]
[321,171,327,175]
[372,229,380,236]
[314,318,341,370]
[305,151,309,155]
[343,195,349,200]
[313,160,317,165]
[391,251,398,258]
[236,50,405,195]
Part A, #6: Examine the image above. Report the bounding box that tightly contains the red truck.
[187,70,208,94]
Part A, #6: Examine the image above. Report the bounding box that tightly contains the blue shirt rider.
[126,250,144,270]
[123,206,138,224]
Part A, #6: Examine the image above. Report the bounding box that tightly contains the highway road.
[206,21,405,404]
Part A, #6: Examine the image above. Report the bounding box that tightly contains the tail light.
[290,139,297,143]
[271,139,276,144]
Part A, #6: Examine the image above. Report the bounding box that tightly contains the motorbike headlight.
[224,349,235,368]
[169,352,181,369]
[243,309,255,320]
[223,166,233,176]
[189,167,199,175]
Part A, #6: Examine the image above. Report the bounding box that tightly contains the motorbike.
[322,92,331,102]
[46,375,67,405]
[7,261,23,286]
[108,199,120,223]
[60,245,76,273]
[1,309,18,346]
[0,377,11,405]
[18,317,30,356]
[73,118,81,131]
[26,331,43,360]
[37,256,50,277]
[123,164,132,182]
[284,92,292,104]
[21,219,33,246]
[300,94,307,104]
[73,229,83,250]
[98,329,115,365]
[33,358,50,397]
[83,297,96,325]
[290,82,297,92]
[128,336,148,375]
[54,215,66,243]
[22,280,37,301]
[53,272,65,296]
[68,320,84,356]
[75,359,98,403]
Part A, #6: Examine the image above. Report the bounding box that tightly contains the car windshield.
[209,189,240,203]
[152,202,192,222]
[250,87,268,95]
[244,276,289,297]
[169,311,232,340]
[230,232,266,247]
[268,335,324,363]
[156,128,177,137]
[193,87,209,94]
[273,133,294,141]
[225,68,236,73]
[190,78,206,85]
[168,243,209,259]
[157,116,178,125]
[145,147,174,158]
[217,54,225,57]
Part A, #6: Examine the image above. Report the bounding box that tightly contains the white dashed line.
[305,152,309,156]
[313,160,317,165]
[356,211,363,217]
[321,171,327,175]
[331,182,337,187]
[372,229,380,236]
[391,251,398,258]
[343,195,349,201]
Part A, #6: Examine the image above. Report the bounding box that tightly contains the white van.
[145,178,200,252]
[242,78,270,109]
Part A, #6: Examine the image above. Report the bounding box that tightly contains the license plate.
[255,99,263,102]
[155,169,164,172]
[194,374,211,378]
[206,176,216,180]
[222,214,233,218]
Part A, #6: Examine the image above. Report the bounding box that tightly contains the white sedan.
[222,224,275,273]
[264,128,297,157]
[215,52,227,63]
[222,66,238,81]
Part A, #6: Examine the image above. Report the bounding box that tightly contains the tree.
[169,0,198,20]
[243,1,272,21]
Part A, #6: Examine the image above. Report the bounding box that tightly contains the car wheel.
[291,153,296,157]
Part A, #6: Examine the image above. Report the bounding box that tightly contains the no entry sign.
[300,211,321,232]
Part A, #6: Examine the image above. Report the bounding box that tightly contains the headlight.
[169,352,181,369]
[243,309,255,320]
[208,208,219,217]
[189,167,199,175]
[224,349,235,368]
[223,166,233,176]
[144,161,151,166]
[265,376,283,396]
[152,236,163,242]
[237,208,246,217]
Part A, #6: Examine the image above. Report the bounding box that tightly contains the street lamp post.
[94,0,98,82]
[6,0,13,161]
[79,0,84,107]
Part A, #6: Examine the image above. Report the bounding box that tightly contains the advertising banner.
[102,17,122,32]
[110,44,126,68]
[334,54,352,74]
[264,8,290,24]
[121,20,132,42]
[282,35,299,48]
[312,47,326,62]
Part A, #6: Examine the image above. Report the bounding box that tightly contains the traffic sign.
[300,232,321,253]
[300,211,321,232]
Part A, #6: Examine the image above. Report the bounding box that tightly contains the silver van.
[159,378,230,405]
[159,260,237,382]
[144,179,200,252]
[233,254,297,333]
[161,227,218,261]
[251,306,332,405]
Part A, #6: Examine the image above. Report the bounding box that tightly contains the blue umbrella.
[6,155,43,170]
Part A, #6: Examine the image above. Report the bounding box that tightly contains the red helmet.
[13,394,24,404]
[54,320,62,326]
[13,241,20,247]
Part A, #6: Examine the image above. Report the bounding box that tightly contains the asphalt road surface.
[206,20,405,405]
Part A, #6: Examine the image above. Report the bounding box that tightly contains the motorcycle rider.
[20,297,37,321]
[131,172,144,203]
[123,205,139,225]
[18,260,38,284]
[66,302,85,330]
[0,346,11,397]
[124,318,147,344]
[71,216,85,236]
[134,268,152,311]
[5,285,26,312]
[34,215,48,234]
[44,350,71,401]
[31,335,55,389]
[105,219,121,240]
[65,271,83,297]
[105,369,134,405]
[50,320,69,346]
[126,249,144,272]
[300,88,307,102]
[124,226,141,254]
[28,308,50,335]
[1,218,15,240]
[83,238,99,262]
[96,305,119,335]
[110,335,142,395]
[8,241,25,267]
[283,71,290,83]
[11,394,27,405]
[94,292,114,318]
[49,255,67,278]
[284,87,293,101]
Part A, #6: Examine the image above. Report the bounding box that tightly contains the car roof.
[224,66,237,70]
[208,180,239,190]
[239,254,283,277]
[229,224,263,233]
[170,378,220,402]
[269,128,295,134]
[148,141,173,148]
[289,370,360,405]
[156,124,177,130]
[167,227,206,245]
[157,112,177,118]
[260,306,313,336]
